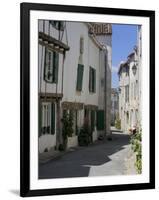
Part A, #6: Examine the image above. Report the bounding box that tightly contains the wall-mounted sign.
[89,23,112,35]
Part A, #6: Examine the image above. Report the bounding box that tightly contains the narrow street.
[39,130,136,179]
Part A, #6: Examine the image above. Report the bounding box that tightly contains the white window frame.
[41,102,52,135]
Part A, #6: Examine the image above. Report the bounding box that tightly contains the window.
[125,85,129,102]
[44,48,59,83]
[80,37,84,54]
[135,80,138,99]
[126,112,129,124]
[50,20,65,31]
[39,102,55,137]
[84,108,89,118]
[76,64,84,91]
[114,101,118,110]
[126,65,129,76]
[84,109,96,132]
[89,67,96,93]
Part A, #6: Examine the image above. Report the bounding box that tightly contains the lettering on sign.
[89,23,112,35]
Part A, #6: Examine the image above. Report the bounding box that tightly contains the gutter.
[104,48,108,136]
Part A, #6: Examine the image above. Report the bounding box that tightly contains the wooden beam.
[39,41,64,54]
[39,32,70,51]
[39,92,63,99]
[62,101,84,110]
[84,104,98,110]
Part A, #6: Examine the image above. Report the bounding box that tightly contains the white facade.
[38,20,112,153]
[96,35,112,134]
[111,88,119,126]
[118,26,142,132]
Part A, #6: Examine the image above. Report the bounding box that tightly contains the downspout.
[104,48,107,136]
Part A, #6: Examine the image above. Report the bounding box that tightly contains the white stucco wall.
[39,21,100,106]
[67,136,78,148]
[39,134,56,153]
[119,48,141,132]
[96,35,112,134]
[38,21,112,151]
[62,22,99,107]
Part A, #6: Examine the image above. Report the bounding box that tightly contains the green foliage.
[78,118,92,146]
[130,128,142,174]
[135,153,142,173]
[61,110,74,150]
[115,118,121,130]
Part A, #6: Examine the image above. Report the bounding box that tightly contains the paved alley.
[39,131,135,179]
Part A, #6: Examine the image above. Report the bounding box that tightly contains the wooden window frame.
[39,101,55,137]
[44,48,59,84]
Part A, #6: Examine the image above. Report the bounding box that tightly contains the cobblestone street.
[39,131,136,179]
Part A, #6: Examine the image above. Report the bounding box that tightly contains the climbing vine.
[60,110,74,150]
[130,128,142,173]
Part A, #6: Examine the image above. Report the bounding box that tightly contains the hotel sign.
[89,23,112,35]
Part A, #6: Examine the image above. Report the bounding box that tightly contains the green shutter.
[39,102,42,137]
[91,110,95,131]
[51,103,55,134]
[76,64,84,91]
[97,110,104,130]
[44,48,47,82]
[93,69,96,92]
[75,110,78,135]
[53,52,59,83]
[92,69,94,92]
[89,67,91,92]
[89,67,96,93]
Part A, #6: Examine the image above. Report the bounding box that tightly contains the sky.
[112,24,138,88]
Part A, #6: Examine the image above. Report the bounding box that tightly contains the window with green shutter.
[44,48,59,83]
[97,110,104,130]
[76,64,84,91]
[39,102,56,136]
[89,67,96,93]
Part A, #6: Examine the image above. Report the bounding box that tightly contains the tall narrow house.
[38,20,112,154]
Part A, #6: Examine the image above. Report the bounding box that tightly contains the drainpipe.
[104,49,107,137]
[101,47,108,137]
[104,47,112,139]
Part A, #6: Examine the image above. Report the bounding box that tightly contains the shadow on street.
[39,132,130,179]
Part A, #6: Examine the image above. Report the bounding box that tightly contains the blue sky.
[112,24,137,88]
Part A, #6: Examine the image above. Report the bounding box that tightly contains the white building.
[118,26,142,132]
[38,20,112,153]
[111,88,119,126]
